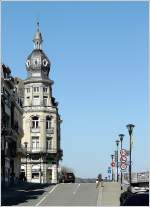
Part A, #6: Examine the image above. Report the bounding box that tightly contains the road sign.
[120,156,127,163]
[120,163,127,170]
[108,170,111,174]
[120,149,127,156]
[111,162,115,167]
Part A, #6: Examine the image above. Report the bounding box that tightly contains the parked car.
[122,191,149,206]
[59,172,75,183]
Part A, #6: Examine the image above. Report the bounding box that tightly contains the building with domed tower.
[21,22,63,184]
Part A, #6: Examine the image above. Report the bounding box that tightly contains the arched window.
[46,116,51,129]
[32,116,39,128]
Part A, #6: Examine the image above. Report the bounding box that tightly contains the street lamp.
[111,154,114,181]
[119,134,125,190]
[126,124,135,188]
[24,142,28,180]
[116,140,120,182]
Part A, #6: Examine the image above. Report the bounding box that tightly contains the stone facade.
[21,23,63,184]
[1,64,24,186]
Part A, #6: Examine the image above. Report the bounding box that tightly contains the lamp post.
[119,134,124,190]
[116,140,120,182]
[126,124,135,188]
[111,154,114,181]
[24,142,28,180]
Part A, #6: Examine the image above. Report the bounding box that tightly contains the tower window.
[33,87,39,92]
[33,96,40,105]
[46,116,51,129]
[26,88,30,93]
[43,96,48,106]
[43,87,48,93]
[31,116,39,128]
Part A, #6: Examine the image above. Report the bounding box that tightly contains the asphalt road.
[38,183,100,206]
[2,182,121,206]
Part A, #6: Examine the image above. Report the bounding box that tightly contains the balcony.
[30,127,40,133]
[46,128,54,134]
[16,144,26,156]
[23,147,57,154]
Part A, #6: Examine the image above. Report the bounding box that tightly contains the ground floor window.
[32,172,39,179]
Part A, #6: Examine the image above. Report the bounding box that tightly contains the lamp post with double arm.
[24,142,28,180]
[116,140,120,182]
[111,154,114,182]
[126,124,135,188]
[119,134,124,190]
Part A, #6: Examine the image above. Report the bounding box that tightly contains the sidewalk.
[100,182,121,206]
[1,182,52,206]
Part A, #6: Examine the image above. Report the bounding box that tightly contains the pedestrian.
[96,173,104,188]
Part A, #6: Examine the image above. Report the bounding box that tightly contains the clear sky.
[2,1,148,178]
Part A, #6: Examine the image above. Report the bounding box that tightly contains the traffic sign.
[120,156,127,163]
[108,170,111,174]
[111,162,115,167]
[120,149,127,156]
[120,163,127,170]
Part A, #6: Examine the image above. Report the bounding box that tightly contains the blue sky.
[2,1,148,178]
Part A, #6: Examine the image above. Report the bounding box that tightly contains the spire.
[33,22,43,49]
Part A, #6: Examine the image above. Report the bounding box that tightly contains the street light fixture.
[116,140,120,182]
[111,154,114,181]
[119,134,125,190]
[24,141,28,180]
[126,124,135,188]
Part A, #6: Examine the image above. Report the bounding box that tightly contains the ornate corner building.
[21,23,63,184]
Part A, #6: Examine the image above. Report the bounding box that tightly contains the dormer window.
[43,59,48,67]
[26,60,30,67]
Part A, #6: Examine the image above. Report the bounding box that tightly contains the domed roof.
[26,49,50,71]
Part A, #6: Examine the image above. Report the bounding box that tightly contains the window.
[33,96,39,105]
[46,137,52,150]
[33,87,39,92]
[43,87,48,93]
[43,59,48,67]
[46,116,51,129]
[27,96,30,99]
[26,88,30,93]
[43,96,48,105]
[32,116,39,128]
[32,137,39,149]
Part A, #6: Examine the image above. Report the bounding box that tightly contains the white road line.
[48,184,58,194]
[35,196,47,207]
[35,184,58,206]
[97,187,103,206]
[73,183,80,195]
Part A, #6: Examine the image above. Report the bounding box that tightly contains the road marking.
[97,187,103,206]
[48,184,58,194]
[73,183,80,195]
[35,185,58,206]
[35,196,47,206]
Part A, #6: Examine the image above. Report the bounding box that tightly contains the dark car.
[59,172,75,183]
[122,192,149,206]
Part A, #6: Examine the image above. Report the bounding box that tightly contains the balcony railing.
[24,147,57,154]
[30,127,40,133]
[46,128,54,134]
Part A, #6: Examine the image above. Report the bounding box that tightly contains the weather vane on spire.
[37,21,40,31]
